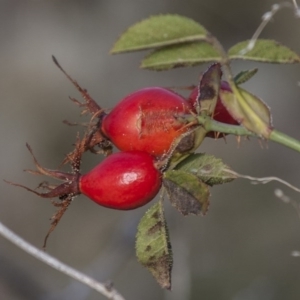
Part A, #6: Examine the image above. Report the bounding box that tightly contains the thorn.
[221,133,227,143]
[236,135,241,148]
[257,138,265,149]
[215,131,220,139]
[63,120,79,126]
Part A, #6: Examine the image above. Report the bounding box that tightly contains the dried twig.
[0,221,126,300]
[239,1,300,55]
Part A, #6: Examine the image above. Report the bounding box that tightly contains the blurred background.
[1,0,300,299]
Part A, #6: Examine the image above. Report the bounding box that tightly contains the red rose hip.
[79,151,162,210]
[101,87,192,157]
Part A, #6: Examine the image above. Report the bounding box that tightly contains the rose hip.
[80,151,162,210]
[101,87,193,157]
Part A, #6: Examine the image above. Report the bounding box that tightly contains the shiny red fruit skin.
[79,151,162,210]
[187,81,239,138]
[101,87,192,157]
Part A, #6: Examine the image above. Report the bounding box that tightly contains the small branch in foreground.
[0,221,126,300]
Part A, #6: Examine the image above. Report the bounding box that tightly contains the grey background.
[1,1,300,299]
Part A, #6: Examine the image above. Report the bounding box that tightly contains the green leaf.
[221,85,272,137]
[141,42,221,70]
[163,170,210,215]
[228,39,300,64]
[111,14,208,54]
[234,68,258,85]
[175,153,237,185]
[136,201,172,290]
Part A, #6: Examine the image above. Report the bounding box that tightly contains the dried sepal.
[52,56,113,159]
[52,55,102,115]
[5,142,83,248]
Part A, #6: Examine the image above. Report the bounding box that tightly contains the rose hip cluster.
[91,86,194,209]
[8,60,238,246]
[82,86,199,209]
[93,83,238,209]
[85,82,238,206]
[25,84,236,208]
[11,86,197,212]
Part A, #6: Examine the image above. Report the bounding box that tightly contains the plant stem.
[206,34,234,81]
[0,221,126,300]
[196,115,255,136]
[194,115,300,153]
[270,130,300,153]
